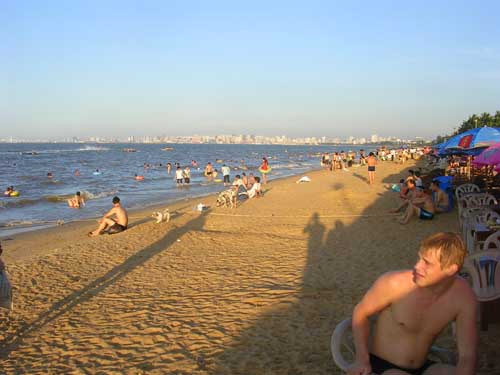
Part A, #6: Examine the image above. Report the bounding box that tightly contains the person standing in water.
[259,157,271,184]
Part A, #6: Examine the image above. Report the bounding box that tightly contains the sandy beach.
[1,160,499,374]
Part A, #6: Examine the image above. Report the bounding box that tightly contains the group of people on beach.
[390,168,450,225]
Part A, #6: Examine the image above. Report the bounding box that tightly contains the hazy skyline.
[2,1,500,140]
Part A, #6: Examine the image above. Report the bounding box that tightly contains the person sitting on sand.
[241,173,248,188]
[399,188,435,225]
[431,180,450,213]
[348,232,477,375]
[247,173,256,188]
[88,196,128,237]
[68,191,85,208]
[246,176,262,199]
[391,179,417,213]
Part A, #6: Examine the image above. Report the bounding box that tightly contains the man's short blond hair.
[420,232,466,270]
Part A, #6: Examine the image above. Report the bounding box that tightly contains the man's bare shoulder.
[379,270,414,287]
[372,270,416,296]
[452,276,477,305]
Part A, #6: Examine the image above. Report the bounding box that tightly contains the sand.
[0,160,499,374]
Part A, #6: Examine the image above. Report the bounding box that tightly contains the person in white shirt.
[175,166,184,186]
[246,177,262,199]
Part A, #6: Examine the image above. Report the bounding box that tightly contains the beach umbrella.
[444,127,500,155]
[472,141,500,167]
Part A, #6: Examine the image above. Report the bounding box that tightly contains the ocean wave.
[0,198,39,209]
[82,190,119,200]
[0,189,119,209]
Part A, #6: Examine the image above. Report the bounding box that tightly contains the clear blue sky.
[2,0,500,139]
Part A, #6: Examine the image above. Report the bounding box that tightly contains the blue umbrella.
[443,127,500,155]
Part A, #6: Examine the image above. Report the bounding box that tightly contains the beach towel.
[0,269,13,310]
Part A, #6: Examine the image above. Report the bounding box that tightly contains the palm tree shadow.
[0,211,209,359]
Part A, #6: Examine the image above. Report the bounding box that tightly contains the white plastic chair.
[455,183,480,201]
[464,211,500,254]
[470,193,498,207]
[483,231,500,251]
[463,249,500,302]
[331,318,455,373]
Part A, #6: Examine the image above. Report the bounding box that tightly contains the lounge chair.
[331,317,455,373]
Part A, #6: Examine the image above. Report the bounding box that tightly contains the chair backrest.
[471,194,498,207]
[473,210,500,227]
[463,249,500,301]
[455,183,480,200]
[483,231,500,251]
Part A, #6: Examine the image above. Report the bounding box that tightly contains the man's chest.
[390,296,456,335]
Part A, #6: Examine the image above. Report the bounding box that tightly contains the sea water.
[0,143,370,236]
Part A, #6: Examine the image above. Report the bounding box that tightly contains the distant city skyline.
[0,132,427,145]
[2,1,500,139]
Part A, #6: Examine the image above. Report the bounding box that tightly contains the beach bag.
[0,269,13,310]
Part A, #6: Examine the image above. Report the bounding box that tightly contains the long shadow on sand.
[212,165,458,374]
[0,211,209,359]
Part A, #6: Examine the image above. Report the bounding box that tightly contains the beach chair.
[331,318,455,374]
[455,183,480,202]
[483,231,500,251]
[470,193,497,208]
[464,210,500,254]
[463,249,500,329]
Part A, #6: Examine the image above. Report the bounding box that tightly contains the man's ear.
[445,263,458,276]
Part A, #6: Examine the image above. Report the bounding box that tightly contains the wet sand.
[1,160,498,374]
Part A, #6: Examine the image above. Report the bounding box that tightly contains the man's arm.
[455,286,478,375]
[349,272,404,374]
[103,207,116,219]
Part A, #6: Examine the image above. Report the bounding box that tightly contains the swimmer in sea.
[74,169,80,176]
[68,191,85,208]
[4,186,13,196]
[47,172,53,179]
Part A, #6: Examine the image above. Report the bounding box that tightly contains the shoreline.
[1,167,323,263]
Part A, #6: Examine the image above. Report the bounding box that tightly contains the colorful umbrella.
[444,127,500,154]
[472,141,500,167]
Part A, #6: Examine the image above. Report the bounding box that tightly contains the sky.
[1,0,500,140]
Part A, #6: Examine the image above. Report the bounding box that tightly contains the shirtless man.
[400,189,435,225]
[67,191,85,208]
[204,162,213,177]
[391,179,417,213]
[348,232,477,375]
[367,152,377,185]
[88,196,128,236]
[431,181,449,213]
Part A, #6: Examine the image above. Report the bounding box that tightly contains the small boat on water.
[162,147,174,151]
[122,148,137,152]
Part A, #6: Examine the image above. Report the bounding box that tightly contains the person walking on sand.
[88,196,128,236]
[67,191,85,208]
[348,232,477,375]
[366,152,377,185]
[259,157,271,184]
